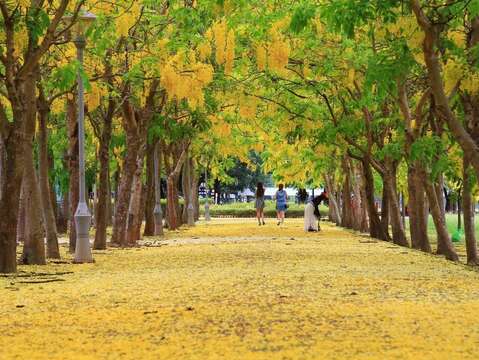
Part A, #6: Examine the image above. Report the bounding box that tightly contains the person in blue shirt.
[274,184,288,226]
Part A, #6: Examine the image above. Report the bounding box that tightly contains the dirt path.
[1,219,479,359]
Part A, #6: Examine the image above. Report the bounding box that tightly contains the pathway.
[1,219,479,359]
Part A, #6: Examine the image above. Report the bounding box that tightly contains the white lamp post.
[70,11,96,263]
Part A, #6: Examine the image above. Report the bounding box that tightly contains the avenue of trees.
[0,0,478,273]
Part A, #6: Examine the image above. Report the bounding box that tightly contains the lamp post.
[71,11,96,263]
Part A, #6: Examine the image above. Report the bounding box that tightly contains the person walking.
[274,184,288,225]
[255,182,266,225]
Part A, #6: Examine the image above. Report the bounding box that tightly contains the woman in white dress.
[304,192,328,232]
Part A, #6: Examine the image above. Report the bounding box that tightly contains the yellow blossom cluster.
[116,3,141,37]
[256,44,267,71]
[86,83,105,111]
[197,41,212,61]
[210,19,235,74]
[267,30,290,73]
[160,51,214,109]
[212,19,227,65]
[225,30,235,75]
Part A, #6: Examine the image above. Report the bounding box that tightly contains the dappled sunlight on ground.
[1,219,479,359]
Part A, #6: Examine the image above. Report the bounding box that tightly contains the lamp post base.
[74,202,94,263]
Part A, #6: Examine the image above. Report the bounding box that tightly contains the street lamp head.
[66,10,97,37]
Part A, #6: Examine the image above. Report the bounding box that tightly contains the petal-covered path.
[1,219,479,359]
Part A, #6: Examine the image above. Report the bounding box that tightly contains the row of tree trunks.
[0,0,72,274]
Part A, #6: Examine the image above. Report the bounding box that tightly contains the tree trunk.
[0,138,4,202]
[423,175,459,261]
[383,160,409,247]
[341,158,353,229]
[186,157,195,226]
[21,168,46,265]
[357,163,370,233]
[167,174,180,230]
[21,75,46,265]
[137,183,147,240]
[153,142,164,236]
[0,86,37,272]
[67,97,79,253]
[93,109,113,250]
[38,108,60,258]
[164,145,189,231]
[16,183,26,245]
[111,116,141,246]
[143,142,155,236]
[407,164,431,252]
[463,154,478,265]
[324,174,341,225]
[126,151,145,245]
[380,184,392,242]
[191,160,200,222]
[58,190,69,234]
[361,158,388,241]
[350,160,363,231]
[181,161,189,224]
